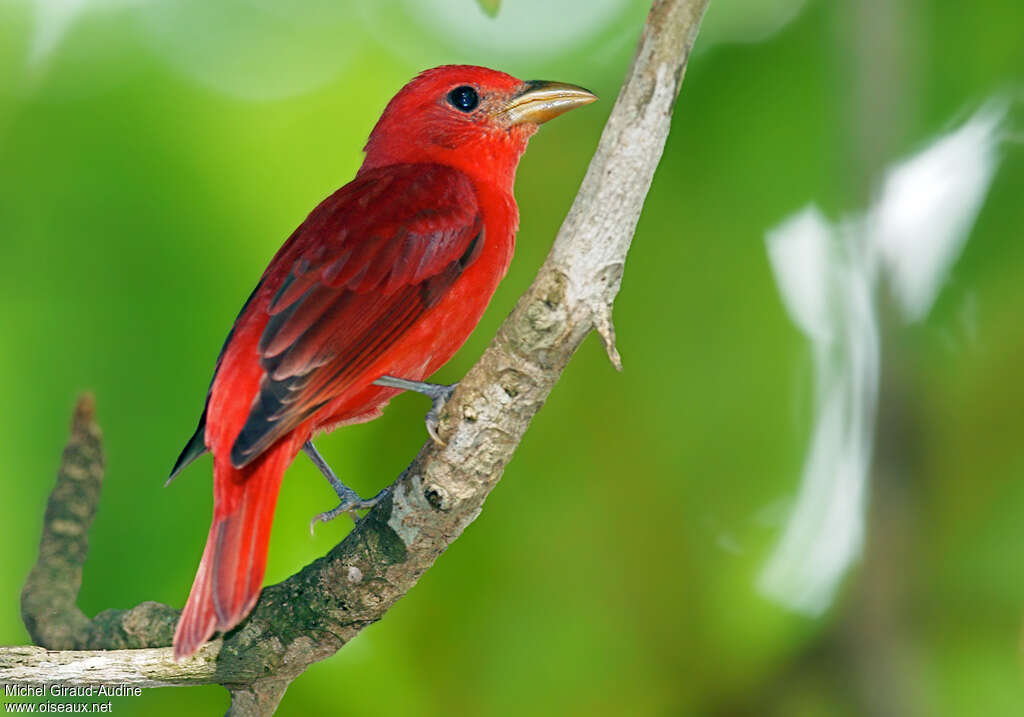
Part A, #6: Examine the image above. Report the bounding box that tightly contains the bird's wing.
[226,163,483,468]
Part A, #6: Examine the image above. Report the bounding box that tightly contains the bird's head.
[361,65,596,190]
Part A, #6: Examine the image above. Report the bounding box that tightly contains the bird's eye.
[446,86,479,113]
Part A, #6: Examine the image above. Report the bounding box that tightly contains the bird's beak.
[497,81,597,125]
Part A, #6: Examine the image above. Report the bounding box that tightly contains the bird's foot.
[302,441,388,534]
[373,376,459,446]
[309,486,390,535]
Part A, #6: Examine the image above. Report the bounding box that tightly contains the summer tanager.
[169,65,595,659]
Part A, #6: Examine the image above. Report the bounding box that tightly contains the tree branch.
[1,1,711,713]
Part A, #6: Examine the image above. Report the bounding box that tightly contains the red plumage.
[170,65,594,659]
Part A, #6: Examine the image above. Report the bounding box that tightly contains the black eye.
[446,86,479,112]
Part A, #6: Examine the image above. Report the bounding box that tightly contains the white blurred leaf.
[699,0,808,47]
[760,209,879,616]
[29,0,90,66]
[766,206,838,344]
[759,99,1004,617]
[870,102,1006,322]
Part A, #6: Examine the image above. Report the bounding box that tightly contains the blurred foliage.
[477,0,502,18]
[0,0,1022,715]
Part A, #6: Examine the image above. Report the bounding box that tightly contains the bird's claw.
[425,410,446,446]
[425,383,457,446]
[309,487,390,536]
[373,376,458,445]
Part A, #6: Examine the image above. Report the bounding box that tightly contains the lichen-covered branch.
[18,396,182,654]
[1,1,711,714]
[19,395,102,650]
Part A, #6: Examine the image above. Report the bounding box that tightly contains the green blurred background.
[1,0,1022,714]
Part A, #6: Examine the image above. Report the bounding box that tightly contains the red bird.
[168,65,595,658]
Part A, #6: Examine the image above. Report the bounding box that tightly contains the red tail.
[173,446,290,660]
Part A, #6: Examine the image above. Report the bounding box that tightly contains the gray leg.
[373,376,458,445]
[302,441,388,534]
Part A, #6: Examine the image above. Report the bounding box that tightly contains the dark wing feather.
[168,279,265,482]
[229,164,483,468]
